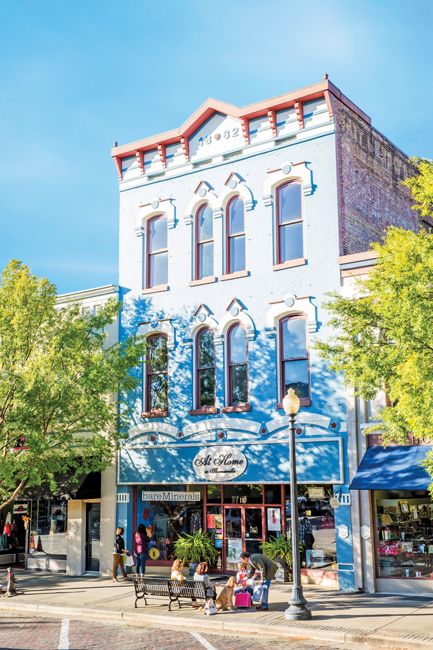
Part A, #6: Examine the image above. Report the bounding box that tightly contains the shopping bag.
[123,554,135,567]
[204,598,217,615]
[235,591,251,608]
[252,584,265,604]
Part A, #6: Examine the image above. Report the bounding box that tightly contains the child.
[171,559,184,582]
[235,562,254,596]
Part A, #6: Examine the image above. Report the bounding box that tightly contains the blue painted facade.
[115,90,357,589]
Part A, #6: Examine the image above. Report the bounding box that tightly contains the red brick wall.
[333,97,418,255]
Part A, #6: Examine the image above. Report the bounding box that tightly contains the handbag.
[204,597,217,615]
[123,554,135,567]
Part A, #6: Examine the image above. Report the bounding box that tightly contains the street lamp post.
[282,388,312,621]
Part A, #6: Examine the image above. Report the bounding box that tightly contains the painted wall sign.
[141,491,201,502]
[192,446,247,482]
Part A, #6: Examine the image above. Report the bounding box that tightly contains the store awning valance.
[350,445,432,491]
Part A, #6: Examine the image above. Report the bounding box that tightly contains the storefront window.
[286,485,336,570]
[375,490,433,579]
[206,485,222,503]
[136,486,203,562]
[29,498,68,556]
[224,484,262,504]
[264,485,282,504]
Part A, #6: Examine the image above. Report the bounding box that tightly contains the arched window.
[147,215,168,288]
[145,334,168,414]
[196,327,216,409]
[279,315,309,403]
[227,323,248,406]
[276,182,303,264]
[226,196,245,274]
[195,204,214,280]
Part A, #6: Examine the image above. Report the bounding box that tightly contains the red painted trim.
[136,151,144,174]
[189,407,219,416]
[275,181,304,265]
[158,144,166,168]
[181,136,189,161]
[225,196,246,275]
[146,215,168,289]
[267,109,277,137]
[195,326,216,409]
[111,79,371,161]
[241,117,250,144]
[227,322,249,407]
[144,333,168,414]
[323,90,334,120]
[294,101,304,129]
[278,313,311,404]
[195,204,213,281]
[114,156,123,180]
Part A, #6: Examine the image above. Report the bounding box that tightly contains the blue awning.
[350,445,432,490]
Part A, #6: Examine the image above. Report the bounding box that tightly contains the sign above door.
[193,446,247,482]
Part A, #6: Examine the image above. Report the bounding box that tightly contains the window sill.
[189,276,217,287]
[277,398,311,409]
[142,284,169,295]
[141,409,168,418]
[222,404,252,413]
[220,270,250,281]
[273,258,307,271]
[189,407,219,416]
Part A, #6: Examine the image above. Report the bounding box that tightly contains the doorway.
[224,506,266,571]
[85,503,101,572]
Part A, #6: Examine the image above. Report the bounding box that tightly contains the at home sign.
[193,446,247,482]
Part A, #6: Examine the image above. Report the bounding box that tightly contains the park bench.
[132,576,209,611]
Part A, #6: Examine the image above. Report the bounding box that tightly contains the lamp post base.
[284,603,312,620]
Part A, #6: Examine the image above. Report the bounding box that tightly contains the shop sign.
[308,487,325,500]
[13,503,28,514]
[192,446,247,482]
[141,491,201,502]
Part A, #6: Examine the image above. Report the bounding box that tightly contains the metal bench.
[133,576,209,611]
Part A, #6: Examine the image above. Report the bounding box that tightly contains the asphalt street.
[0,612,348,650]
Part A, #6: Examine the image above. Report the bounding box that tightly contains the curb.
[0,600,432,650]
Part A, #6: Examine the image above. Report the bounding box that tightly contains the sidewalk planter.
[173,530,218,576]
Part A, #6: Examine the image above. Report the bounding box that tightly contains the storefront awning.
[350,445,432,491]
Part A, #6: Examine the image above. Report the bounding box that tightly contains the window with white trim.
[147,215,168,288]
[279,315,310,403]
[227,323,248,406]
[195,327,216,408]
[226,196,246,274]
[195,204,214,279]
[276,182,303,263]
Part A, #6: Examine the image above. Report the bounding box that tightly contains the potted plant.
[261,535,303,582]
[173,529,218,576]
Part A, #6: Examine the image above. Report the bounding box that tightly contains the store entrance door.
[85,503,100,572]
[224,506,264,571]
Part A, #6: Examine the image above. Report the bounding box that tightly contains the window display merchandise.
[375,490,433,579]
[286,485,336,569]
[136,488,203,562]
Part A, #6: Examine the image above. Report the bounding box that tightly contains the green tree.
[0,260,145,510]
[317,160,433,486]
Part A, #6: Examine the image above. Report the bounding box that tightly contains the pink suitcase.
[235,591,251,608]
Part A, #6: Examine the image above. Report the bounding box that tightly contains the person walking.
[134,523,148,575]
[112,527,128,582]
[240,551,278,610]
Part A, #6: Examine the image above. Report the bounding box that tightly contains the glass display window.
[29,498,68,556]
[375,490,433,579]
[136,485,203,562]
[285,485,336,570]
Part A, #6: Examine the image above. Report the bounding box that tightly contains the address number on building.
[193,446,247,482]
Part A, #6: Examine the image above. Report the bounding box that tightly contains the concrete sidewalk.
[1,570,433,649]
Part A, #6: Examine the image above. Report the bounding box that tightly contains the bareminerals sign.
[193,446,247,482]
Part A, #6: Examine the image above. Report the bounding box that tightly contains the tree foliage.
[0,260,145,509]
[403,157,433,219]
[317,165,433,485]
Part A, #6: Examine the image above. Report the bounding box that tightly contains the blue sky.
[1,1,432,293]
